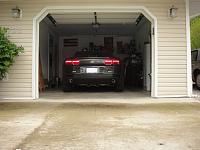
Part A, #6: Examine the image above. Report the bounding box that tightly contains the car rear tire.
[62,82,72,92]
[114,78,124,92]
[196,73,200,90]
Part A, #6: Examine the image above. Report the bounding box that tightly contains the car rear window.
[74,51,113,57]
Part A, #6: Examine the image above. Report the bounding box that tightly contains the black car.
[62,51,125,92]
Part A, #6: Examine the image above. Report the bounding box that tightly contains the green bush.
[0,27,24,80]
[191,16,200,50]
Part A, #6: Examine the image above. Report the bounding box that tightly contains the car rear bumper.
[63,74,120,85]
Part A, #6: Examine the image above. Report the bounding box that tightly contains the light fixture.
[92,22,100,29]
[92,12,100,30]
[11,6,22,18]
[168,5,178,18]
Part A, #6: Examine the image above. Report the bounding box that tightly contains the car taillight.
[65,59,80,65]
[104,58,120,65]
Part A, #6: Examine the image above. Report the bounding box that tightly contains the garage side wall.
[0,0,187,98]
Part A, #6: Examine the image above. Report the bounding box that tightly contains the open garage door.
[32,7,157,99]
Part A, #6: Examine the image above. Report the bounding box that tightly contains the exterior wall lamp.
[11,6,22,18]
[168,5,178,18]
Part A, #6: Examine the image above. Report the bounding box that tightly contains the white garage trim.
[32,6,158,99]
[185,0,193,98]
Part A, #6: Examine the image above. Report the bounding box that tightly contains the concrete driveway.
[0,101,200,150]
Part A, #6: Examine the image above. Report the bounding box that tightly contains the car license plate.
[86,68,98,73]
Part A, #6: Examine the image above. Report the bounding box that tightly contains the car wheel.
[196,73,200,90]
[114,77,124,92]
[62,82,72,92]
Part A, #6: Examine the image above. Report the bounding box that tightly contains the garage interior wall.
[0,0,188,99]
[39,18,58,81]
[134,18,151,54]
[39,21,49,80]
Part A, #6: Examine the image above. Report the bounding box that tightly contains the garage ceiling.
[51,12,141,24]
[55,24,136,36]
[44,12,141,36]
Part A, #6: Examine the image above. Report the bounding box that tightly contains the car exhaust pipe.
[112,79,116,84]
[69,79,73,83]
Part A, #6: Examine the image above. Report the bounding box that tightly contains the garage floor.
[40,87,151,101]
[0,101,200,150]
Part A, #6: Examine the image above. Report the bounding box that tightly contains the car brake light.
[104,58,120,65]
[112,59,120,65]
[65,59,80,65]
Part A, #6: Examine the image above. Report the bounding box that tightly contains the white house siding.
[190,0,200,17]
[0,0,188,98]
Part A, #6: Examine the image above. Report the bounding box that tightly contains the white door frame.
[32,6,158,99]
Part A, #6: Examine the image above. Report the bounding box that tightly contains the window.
[63,38,78,47]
